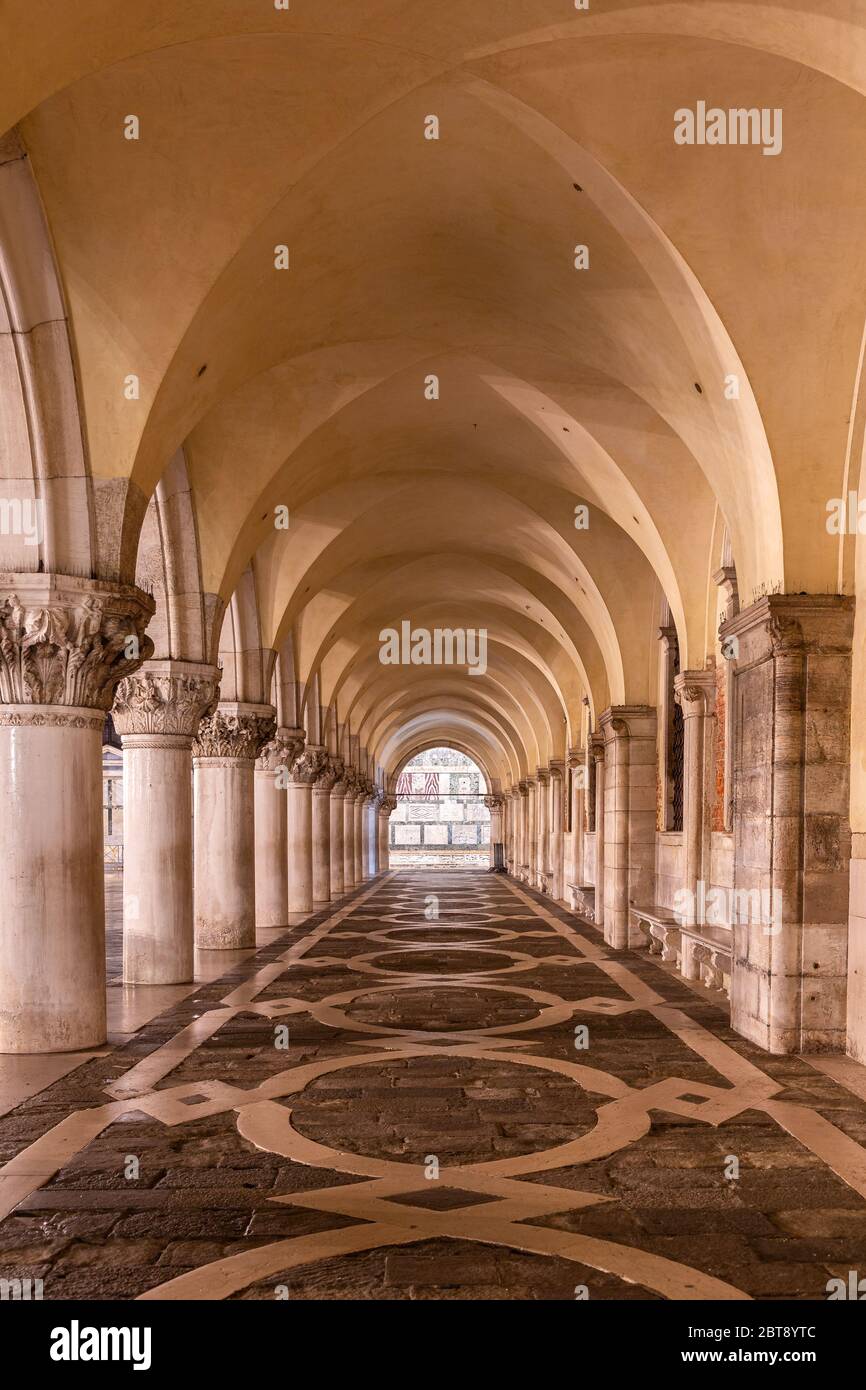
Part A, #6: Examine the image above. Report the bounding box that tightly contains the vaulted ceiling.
[3,0,866,785]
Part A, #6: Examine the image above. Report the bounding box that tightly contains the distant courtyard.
[388,748,490,867]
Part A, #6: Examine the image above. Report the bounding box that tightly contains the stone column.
[568,747,585,890]
[720,595,853,1052]
[113,661,220,983]
[600,707,656,950]
[484,794,505,871]
[590,734,605,932]
[354,786,366,883]
[343,774,358,890]
[329,762,346,897]
[502,794,510,870]
[357,784,369,880]
[507,789,519,874]
[536,769,550,890]
[0,574,154,1051]
[526,778,537,886]
[254,729,304,930]
[518,781,529,879]
[286,746,328,915]
[536,772,547,889]
[369,792,382,874]
[673,672,717,927]
[312,758,337,903]
[378,795,395,871]
[549,761,564,899]
[193,703,276,949]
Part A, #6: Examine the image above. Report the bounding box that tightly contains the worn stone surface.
[2,870,866,1301]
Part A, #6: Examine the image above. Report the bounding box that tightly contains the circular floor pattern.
[370,925,510,945]
[290,1055,599,1166]
[365,948,516,975]
[342,984,541,1032]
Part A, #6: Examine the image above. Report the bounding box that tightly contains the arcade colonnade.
[2,2,866,1068]
[0,614,396,1053]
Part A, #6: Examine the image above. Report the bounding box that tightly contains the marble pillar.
[600,707,656,950]
[526,777,537,887]
[113,661,220,982]
[193,704,275,949]
[329,764,346,897]
[378,795,395,872]
[590,734,605,933]
[0,574,154,1051]
[568,747,585,891]
[518,782,529,879]
[507,789,519,874]
[484,794,505,871]
[537,770,550,890]
[368,792,381,875]
[354,787,366,883]
[287,746,328,915]
[549,761,564,900]
[312,758,337,903]
[254,729,304,929]
[673,672,717,927]
[343,778,358,891]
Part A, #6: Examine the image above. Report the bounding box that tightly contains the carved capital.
[0,573,155,711]
[289,745,329,785]
[329,758,347,796]
[314,755,340,791]
[589,732,605,763]
[256,727,305,773]
[483,794,505,811]
[193,705,276,761]
[378,794,397,816]
[113,662,220,738]
[673,669,717,717]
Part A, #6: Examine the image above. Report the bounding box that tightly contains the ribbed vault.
[3,0,866,798]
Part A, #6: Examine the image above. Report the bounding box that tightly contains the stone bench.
[567,883,596,921]
[631,905,733,995]
[679,921,733,996]
[629,904,680,962]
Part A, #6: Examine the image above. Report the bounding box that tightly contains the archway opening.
[390,748,490,868]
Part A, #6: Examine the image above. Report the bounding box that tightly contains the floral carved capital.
[113,665,220,738]
[193,709,276,761]
[289,746,329,785]
[256,729,305,773]
[0,574,155,711]
[314,756,340,791]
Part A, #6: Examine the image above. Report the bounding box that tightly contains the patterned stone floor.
[3,869,866,1301]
